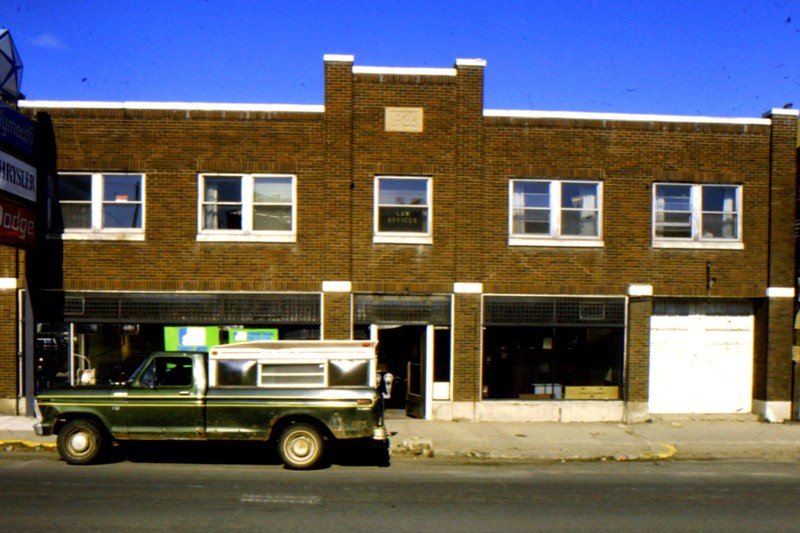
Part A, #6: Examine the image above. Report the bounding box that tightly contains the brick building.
[6,55,799,422]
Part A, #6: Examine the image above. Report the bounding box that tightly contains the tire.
[57,419,106,465]
[278,423,326,470]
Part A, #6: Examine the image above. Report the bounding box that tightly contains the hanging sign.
[0,151,36,202]
[0,197,35,246]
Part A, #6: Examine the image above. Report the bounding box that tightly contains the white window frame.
[51,172,146,241]
[197,173,297,243]
[374,176,433,245]
[652,183,743,250]
[509,179,604,247]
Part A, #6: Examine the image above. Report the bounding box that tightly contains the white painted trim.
[652,240,744,250]
[196,233,295,243]
[454,282,483,294]
[353,66,457,77]
[485,108,771,126]
[628,284,653,297]
[766,287,795,298]
[0,278,18,290]
[18,100,324,113]
[509,237,604,248]
[322,281,352,293]
[54,232,146,242]
[753,399,791,422]
[764,108,799,117]
[455,58,487,67]
[323,54,354,63]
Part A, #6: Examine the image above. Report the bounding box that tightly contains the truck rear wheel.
[57,419,106,465]
[278,423,326,470]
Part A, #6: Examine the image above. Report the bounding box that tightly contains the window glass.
[512,181,550,235]
[199,174,296,237]
[259,362,325,386]
[328,359,370,386]
[153,357,194,387]
[215,360,257,386]
[511,179,602,239]
[139,358,192,388]
[654,184,692,238]
[482,326,624,401]
[102,175,143,229]
[376,177,430,234]
[701,186,738,239]
[561,182,599,236]
[59,174,92,229]
[253,177,293,231]
[56,173,144,232]
[203,176,242,230]
[654,183,740,242]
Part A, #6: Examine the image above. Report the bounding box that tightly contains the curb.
[391,439,680,463]
[633,443,678,461]
[0,439,56,450]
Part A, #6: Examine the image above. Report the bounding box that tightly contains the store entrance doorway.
[376,325,427,418]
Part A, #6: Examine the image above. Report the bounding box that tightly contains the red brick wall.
[16,60,797,414]
[0,246,20,399]
[625,296,652,402]
[482,118,772,297]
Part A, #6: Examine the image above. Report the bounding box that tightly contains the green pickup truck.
[35,340,390,469]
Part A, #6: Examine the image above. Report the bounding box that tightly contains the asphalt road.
[2,449,800,532]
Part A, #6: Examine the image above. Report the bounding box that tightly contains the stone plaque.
[385,107,423,132]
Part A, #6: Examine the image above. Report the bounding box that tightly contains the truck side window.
[141,357,193,388]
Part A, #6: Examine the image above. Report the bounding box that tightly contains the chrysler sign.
[0,150,36,202]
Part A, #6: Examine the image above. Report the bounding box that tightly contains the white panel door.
[649,315,753,414]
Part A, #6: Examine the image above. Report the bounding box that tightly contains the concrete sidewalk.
[3,414,800,463]
[386,416,800,462]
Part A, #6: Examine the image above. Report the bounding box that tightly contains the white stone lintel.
[322,281,352,293]
[628,284,654,297]
[454,282,483,294]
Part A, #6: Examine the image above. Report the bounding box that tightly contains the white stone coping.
[485,108,772,126]
[18,101,324,113]
[352,65,457,77]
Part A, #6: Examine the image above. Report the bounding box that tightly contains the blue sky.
[4,1,799,117]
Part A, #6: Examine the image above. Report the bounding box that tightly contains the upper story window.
[51,173,145,241]
[653,183,742,249]
[198,174,296,242]
[509,179,603,247]
[374,176,432,244]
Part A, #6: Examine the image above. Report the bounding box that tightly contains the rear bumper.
[372,426,387,440]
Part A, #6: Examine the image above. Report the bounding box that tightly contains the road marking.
[240,494,322,505]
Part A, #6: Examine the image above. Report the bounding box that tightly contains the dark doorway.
[377,325,426,417]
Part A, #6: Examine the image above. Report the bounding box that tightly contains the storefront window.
[482,326,623,400]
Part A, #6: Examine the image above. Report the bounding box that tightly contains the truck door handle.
[178,391,191,396]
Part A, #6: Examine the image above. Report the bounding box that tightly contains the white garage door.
[649,313,753,414]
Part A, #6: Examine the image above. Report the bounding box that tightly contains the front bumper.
[34,422,54,436]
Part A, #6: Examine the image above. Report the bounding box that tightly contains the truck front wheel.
[57,419,107,465]
[278,423,326,470]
